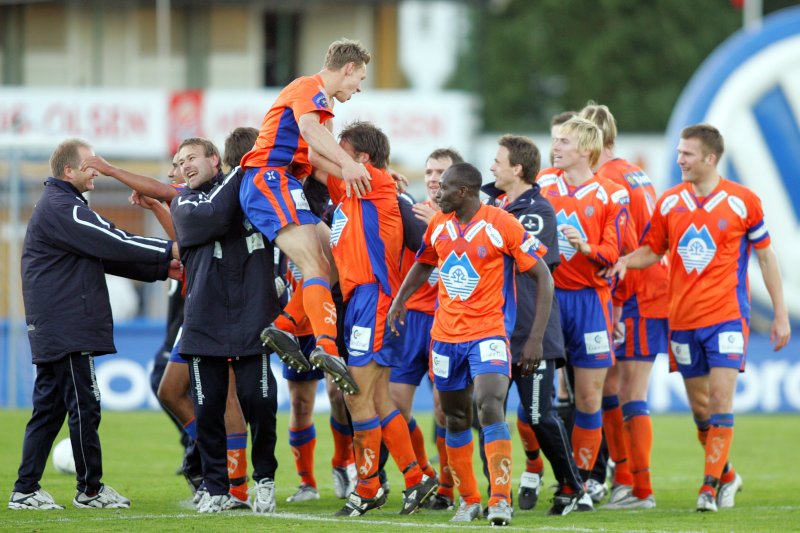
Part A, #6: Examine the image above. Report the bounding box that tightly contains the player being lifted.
[239,39,372,395]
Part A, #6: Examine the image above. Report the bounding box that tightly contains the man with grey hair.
[9,138,180,511]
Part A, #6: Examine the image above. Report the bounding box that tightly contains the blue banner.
[2,319,798,413]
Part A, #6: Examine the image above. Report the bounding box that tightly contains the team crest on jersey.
[555,210,587,261]
[585,205,594,217]
[330,205,348,246]
[478,246,487,258]
[677,224,717,274]
[440,251,480,301]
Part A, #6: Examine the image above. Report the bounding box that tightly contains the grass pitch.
[0,410,798,532]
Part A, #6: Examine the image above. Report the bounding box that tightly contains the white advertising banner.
[0,89,168,157]
[202,89,479,169]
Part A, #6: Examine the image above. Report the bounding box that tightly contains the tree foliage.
[449,0,748,132]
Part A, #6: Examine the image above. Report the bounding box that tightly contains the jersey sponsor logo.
[330,205,348,246]
[518,213,543,234]
[624,170,651,189]
[479,339,507,363]
[665,8,800,321]
[432,351,449,378]
[485,223,504,247]
[660,194,680,216]
[670,340,692,365]
[464,220,487,242]
[431,223,446,242]
[555,210,587,261]
[677,224,717,274]
[350,325,372,353]
[520,234,542,254]
[611,189,629,205]
[584,330,610,355]
[290,188,310,211]
[704,191,728,212]
[719,331,745,354]
[264,170,279,181]
[727,195,748,219]
[440,251,480,301]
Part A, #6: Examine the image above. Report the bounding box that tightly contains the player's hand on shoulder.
[388,169,409,193]
[342,160,372,198]
[412,203,436,224]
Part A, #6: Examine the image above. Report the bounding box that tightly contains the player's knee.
[291,396,314,420]
[444,413,470,434]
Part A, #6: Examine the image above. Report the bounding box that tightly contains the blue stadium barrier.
[2,318,798,413]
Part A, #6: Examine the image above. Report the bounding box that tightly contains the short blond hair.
[324,38,371,70]
[50,138,91,179]
[580,101,617,149]
[559,117,603,168]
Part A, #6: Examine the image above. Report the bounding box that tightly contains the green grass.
[0,410,798,532]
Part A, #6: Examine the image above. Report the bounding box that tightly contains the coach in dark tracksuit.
[170,138,280,512]
[478,135,584,513]
[11,139,177,510]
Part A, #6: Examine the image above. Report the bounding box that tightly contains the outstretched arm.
[605,245,662,280]
[81,155,178,202]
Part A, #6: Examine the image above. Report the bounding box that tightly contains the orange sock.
[622,401,653,499]
[435,425,454,499]
[408,418,435,477]
[516,417,544,473]
[330,416,354,468]
[352,417,382,498]
[446,429,481,505]
[289,424,317,488]
[702,414,734,496]
[720,464,737,484]
[275,280,304,335]
[381,410,423,489]
[483,422,513,506]
[602,397,633,486]
[301,278,338,354]
[573,410,603,475]
[227,432,248,497]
